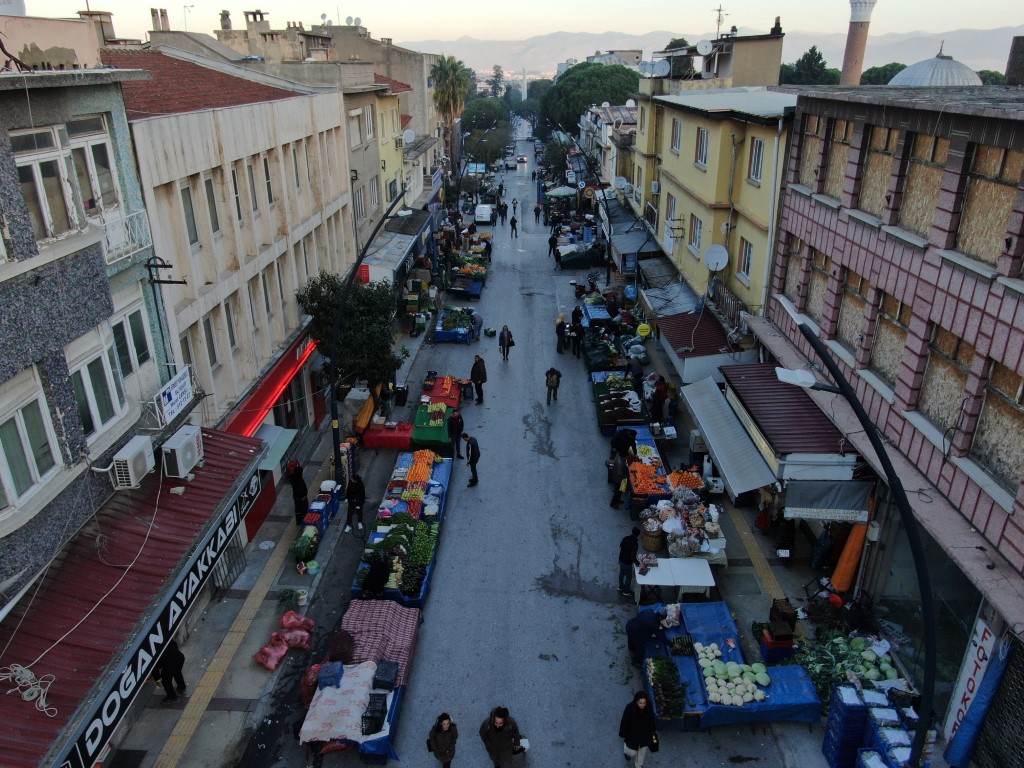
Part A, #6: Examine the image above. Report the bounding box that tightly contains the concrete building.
[751,85,1024,757]
[578,103,637,189]
[586,49,642,70]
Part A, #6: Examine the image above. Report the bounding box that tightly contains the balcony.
[102,210,152,265]
[611,131,635,149]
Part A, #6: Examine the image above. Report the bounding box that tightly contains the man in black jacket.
[470,355,487,404]
[154,639,187,703]
[618,527,640,595]
[462,432,481,487]
[448,409,465,458]
[344,473,366,533]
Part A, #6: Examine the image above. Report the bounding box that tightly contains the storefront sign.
[155,367,194,426]
[943,617,996,741]
[59,468,262,768]
[567,170,576,185]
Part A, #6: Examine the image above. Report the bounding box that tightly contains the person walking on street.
[462,432,481,487]
[470,355,487,403]
[428,713,459,768]
[511,197,518,215]
[498,325,514,360]
[154,639,187,703]
[547,233,558,258]
[287,460,308,527]
[618,527,641,593]
[499,202,508,224]
[509,216,518,238]
[619,691,658,768]
[545,367,562,405]
[553,245,562,271]
[610,454,628,510]
[448,409,465,458]
[555,313,567,354]
[533,203,541,223]
[570,318,584,358]
[479,706,525,768]
[344,473,366,532]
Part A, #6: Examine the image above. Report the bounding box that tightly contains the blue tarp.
[358,685,405,760]
[582,301,610,327]
[434,311,472,343]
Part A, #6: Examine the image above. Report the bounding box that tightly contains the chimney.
[220,9,232,30]
[151,8,161,31]
[159,8,169,31]
[771,16,782,36]
[841,0,878,85]
[1007,36,1024,86]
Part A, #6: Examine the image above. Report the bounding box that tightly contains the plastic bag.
[280,610,315,631]
[253,638,290,670]
[272,629,312,650]
[301,664,321,708]
[662,516,685,535]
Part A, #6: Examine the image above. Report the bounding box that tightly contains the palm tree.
[431,54,472,164]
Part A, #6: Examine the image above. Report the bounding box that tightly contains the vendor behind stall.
[625,607,667,666]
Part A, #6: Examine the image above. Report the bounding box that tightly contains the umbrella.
[546,186,578,198]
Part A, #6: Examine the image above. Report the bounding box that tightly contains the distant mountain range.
[399,25,1023,78]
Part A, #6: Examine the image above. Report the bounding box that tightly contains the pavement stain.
[522,402,558,459]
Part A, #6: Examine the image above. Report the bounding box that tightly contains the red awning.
[658,311,731,358]
[225,330,316,437]
[0,429,264,768]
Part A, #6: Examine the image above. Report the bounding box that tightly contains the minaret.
[840,0,878,85]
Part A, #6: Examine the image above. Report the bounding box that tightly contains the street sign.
[577,181,586,189]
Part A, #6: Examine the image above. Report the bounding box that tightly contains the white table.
[633,557,715,605]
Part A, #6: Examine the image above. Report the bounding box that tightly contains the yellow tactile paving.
[151,526,292,768]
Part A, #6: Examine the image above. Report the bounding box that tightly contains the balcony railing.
[102,210,152,265]
[708,277,750,332]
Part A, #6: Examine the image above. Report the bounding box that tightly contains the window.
[202,315,218,368]
[919,326,975,435]
[363,107,375,140]
[224,297,237,350]
[231,167,243,221]
[292,145,302,189]
[634,166,643,204]
[262,270,272,316]
[670,119,681,152]
[973,360,1024,490]
[180,183,199,246]
[695,128,709,166]
[738,238,753,280]
[688,213,703,254]
[248,279,261,334]
[370,175,380,209]
[71,349,125,440]
[246,161,258,212]
[639,106,646,132]
[348,111,362,148]
[379,112,386,143]
[68,117,118,214]
[275,261,285,305]
[204,177,221,234]
[263,156,274,204]
[870,292,912,387]
[663,193,677,254]
[112,308,151,375]
[354,186,366,220]
[0,370,57,511]
[301,238,312,281]
[12,127,82,241]
[748,137,764,182]
[179,332,193,369]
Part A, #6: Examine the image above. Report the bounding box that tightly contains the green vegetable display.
[646,656,688,716]
[789,632,908,710]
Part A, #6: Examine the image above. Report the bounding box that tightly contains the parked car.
[503,157,517,170]
[474,203,497,225]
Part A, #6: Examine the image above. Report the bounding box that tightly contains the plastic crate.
[373,660,399,691]
[761,628,794,650]
[760,640,795,663]
[366,692,388,713]
[769,620,794,641]
[361,712,385,735]
[856,748,888,768]
[317,662,344,689]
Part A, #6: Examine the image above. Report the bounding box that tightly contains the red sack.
[272,629,312,650]
[253,638,290,670]
[300,664,321,708]
[280,610,315,631]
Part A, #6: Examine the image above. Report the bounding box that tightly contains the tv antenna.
[712,4,728,38]
[182,4,194,32]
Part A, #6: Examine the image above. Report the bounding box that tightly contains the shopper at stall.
[609,428,638,460]
[154,639,187,703]
[626,357,644,395]
[498,325,515,361]
[571,304,584,327]
[625,607,667,666]
[610,455,628,510]
[287,460,308,527]
[618,527,641,593]
[569,319,584,358]
[428,712,459,768]
[344,473,366,533]
[555,314,567,354]
[471,311,484,342]
[448,409,465,458]
[462,432,481,487]
[479,706,525,768]
[544,367,562,405]
[619,691,658,768]
[470,355,487,403]
[606,293,620,321]
[651,375,669,422]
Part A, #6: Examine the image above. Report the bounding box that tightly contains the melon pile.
[694,642,770,706]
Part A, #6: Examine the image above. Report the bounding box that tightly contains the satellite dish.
[653,60,671,77]
[696,39,714,56]
[346,15,353,25]
[637,61,649,76]
[625,98,636,108]
[704,244,728,272]
[402,129,416,144]
[326,19,332,26]
[321,13,327,20]
[353,16,361,26]
[601,101,610,108]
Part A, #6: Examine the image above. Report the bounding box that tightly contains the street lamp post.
[776,322,936,768]
[328,185,409,485]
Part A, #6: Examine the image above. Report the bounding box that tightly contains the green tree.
[779,46,840,85]
[295,275,409,400]
[487,64,505,97]
[664,37,695,79]
[465,125,512,166]
[528,79,552,100]
[540,140,568,173]
[539,62,640,134]
[514,97,540,132]
[977,69,1006,84]
[461,97,510,131]
[431,55,472,161]
[860,62,907,84]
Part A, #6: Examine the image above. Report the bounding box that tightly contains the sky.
[21,0,1024,44]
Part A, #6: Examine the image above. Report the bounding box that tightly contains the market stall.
[582,330,624,373]
[633,480,730,567]
[362,423,414,451]
[632,557,715,604]
[591,371,648,436]
[434,309,474,343]
[625,426,672,511]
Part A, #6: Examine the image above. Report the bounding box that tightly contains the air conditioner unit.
[650,181,660,194]
[689,429,707,453]
[112,435,155,489]
[395,136,404,149]
[162,424,204,478]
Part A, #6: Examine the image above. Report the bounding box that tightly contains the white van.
[474,204,497,225]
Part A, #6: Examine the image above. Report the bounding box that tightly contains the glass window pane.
[91,143,117,207]
[225,301,236,349]
[11,130,55,153]
[72,147,97,213]
[39,160,72,235]
[113,320,133,374]
[128,310,151,365]
[247,164,258,211]
[203,317,218,367]
[263,157,274,204]
[204,178,220,234]
[107,347,126,406]
[67,116,105,136]
[71,370,96,437]
[181,185,199,245]
[87,357,115,424]
[21,400,55,476]
[18,165,47,240]
[0,416,33,496]
[0,478,7,509]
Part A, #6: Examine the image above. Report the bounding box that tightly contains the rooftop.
[587,104,637,125]
[773,85,1024,119]
[654,87,797,123]
[889,50,984,87]
[0,68,150,91]
[374,73,413,93]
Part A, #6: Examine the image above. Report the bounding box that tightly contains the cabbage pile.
[694,642,770,706]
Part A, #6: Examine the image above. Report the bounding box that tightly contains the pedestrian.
[570,318,584,358]
[606,292,620,320]
[509,216,518,238]
[428,712,459,768]
[479,706,525,768]
[499,202,507,224]
[619,691,659,768]
[498,325,514,360]
[533,203,541,222]
[470,354,487,403]
[627,356,644,394]
[511,197,518,215]
[287,460,308,527]
[555,313,567,354]
[618,527,640,593]
[610,454,628,510]
[571,304,583,326]
[448,409,465,458]
[625,608,667,666]
[553,245,562,271]
[651,375,669,422]
[462,432,481,487]
[471,311,484,342]
[545,366,562,405]
[547,233,558,258]
[154,639,187,703]
[482,238,492,262]
[498,182,504,198]
[344,473,366,533]
[531,170,537,181]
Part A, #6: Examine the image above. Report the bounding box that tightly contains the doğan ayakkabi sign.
[55,467,262,768]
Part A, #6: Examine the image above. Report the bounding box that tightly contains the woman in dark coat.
[619,690,658,767]
[497,325,514,361]
[555,313,567,354]
[428,712,459,768]
[287,461,308,527]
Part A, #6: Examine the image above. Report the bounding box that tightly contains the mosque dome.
[888,47,983,87]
